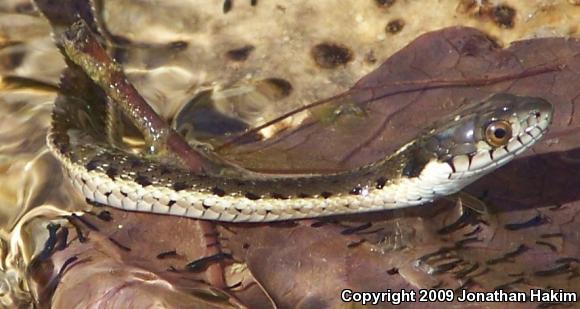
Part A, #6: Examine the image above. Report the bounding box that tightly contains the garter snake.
[47,92,553,222]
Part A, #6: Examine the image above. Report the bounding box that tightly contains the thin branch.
[57,19,210,173]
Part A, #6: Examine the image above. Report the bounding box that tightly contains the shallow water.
[1,1,580,308]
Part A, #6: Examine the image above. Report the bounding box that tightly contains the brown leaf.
[221,27,579,174]
[216,27,580,308]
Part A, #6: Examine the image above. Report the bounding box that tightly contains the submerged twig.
[57,20,210,173]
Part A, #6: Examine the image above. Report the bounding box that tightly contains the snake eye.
[484,120,512,147]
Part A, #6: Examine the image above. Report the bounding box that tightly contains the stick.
[58,20,209,173]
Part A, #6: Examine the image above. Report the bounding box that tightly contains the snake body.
[47,92,552,222]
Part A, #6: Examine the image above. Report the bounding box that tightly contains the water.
[1,1,580,308]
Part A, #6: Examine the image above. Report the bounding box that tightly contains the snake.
[47,91,553,222]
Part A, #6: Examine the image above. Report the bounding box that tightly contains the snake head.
[426,93,553,160]
[411,93,553,196]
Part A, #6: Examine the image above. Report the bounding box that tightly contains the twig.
[58,20,209,173]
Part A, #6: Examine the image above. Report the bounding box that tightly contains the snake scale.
[47,87,552,222]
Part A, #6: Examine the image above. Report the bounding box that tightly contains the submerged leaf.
[220,27,579,174]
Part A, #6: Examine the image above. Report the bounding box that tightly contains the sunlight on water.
[1,0,579,307]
